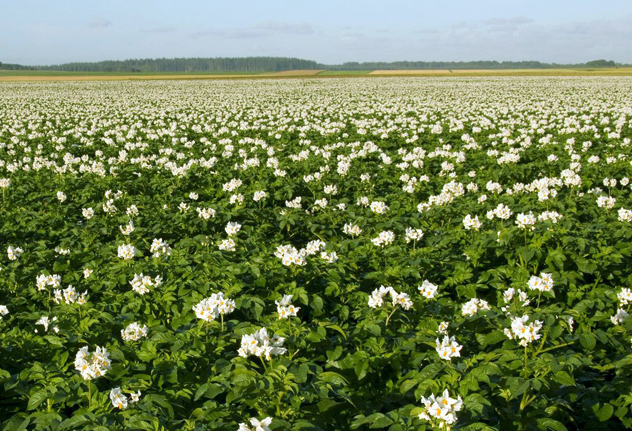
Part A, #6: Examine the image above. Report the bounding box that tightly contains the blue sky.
[1,0,631,65]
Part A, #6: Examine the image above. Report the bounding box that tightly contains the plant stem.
[259,356,268,373]
[385,306,399,327]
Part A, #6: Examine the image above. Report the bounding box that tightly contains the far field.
[1,67,632,81]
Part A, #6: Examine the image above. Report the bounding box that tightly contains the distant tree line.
[325,59,624,70]
[34,57,318,72]
[0,62,34,70]
[0,57,626,72]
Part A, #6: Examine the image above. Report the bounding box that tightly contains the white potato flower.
[7,245,23,261]
[461,298,490,316]
[121,322,149,342]
[436,336,463,360]
[117,244,137,260]
[253,190,268,201]
[225,222,242,236]
[82,207,94,219]
[238,328,286,360]
[504,315,543,346]
[405,227,424,243]
[462,214,482,230]
[238,417,273,431]
[193,293,236,322]
[276,294,300,319]
[74,346,111,380]
[419,389,463,427]
[129,273,162,295]
[418,280,438,299]
[371,231,395,247]
[150,238,172,258]
[370,201,389,214]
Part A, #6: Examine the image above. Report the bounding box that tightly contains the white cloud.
[190,21,315,39]
[89,18,113,28]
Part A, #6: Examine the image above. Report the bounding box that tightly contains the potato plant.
[1,77,632,430]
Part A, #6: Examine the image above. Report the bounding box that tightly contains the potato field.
[1,77,632,430]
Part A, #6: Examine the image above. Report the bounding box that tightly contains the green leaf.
[553,371,575,386]
[319,371,349,386]
[351,413,393,429]
[536,418,568,431]
[594,403,614,422]
[580,333,596,351]
[58,415,90,430]
[27,389,47,411]
[476,330,506,347]
[400,379,418,395]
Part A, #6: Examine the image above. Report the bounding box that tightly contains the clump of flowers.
[197,207,216,220]
[371,230,395,247]
[117,244,137,260]
[436,336,463,360]
[238,417,273,431]
[501,288,530,313]
[303,240,326,255]
[82,207,94,219]
[368,285,413,310]
[238,328,286,360]
[515,212,536,230]
[612,288,632,325]
[150,238,172,258]
[618,208,632,222]
[462,214,481,230]
[192,293,236,322]
[53,286,88,305]
[7,246,23,261]
[253,190,267,202]
[35,316,59,333]
[126,205,139,217]
[219,238,236,251]
[109,388,141,410]
[343,223,362,236]
[418,389,463,429]
[225,222,242,236]
[504,315,543,346]
[320,251,338,263]
[276,294,300,319]
[487,203,512,220]
[538,211,563,224]
[119,221,134,236]
[274,239,328,266]
[405,227,424,243]
[370,201,389,214]
[55,246,70,256]
[597,196,616,209]
[527,273,554,292]
[74,346,111,380]
[285,196,302,208]
[121,322,149,342]
[461,298,491,316]
[129,273,162,295]
[274,245,306,266]
[36,274,61,291]
[418,280,439,299]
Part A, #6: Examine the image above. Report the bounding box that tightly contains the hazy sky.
[2,0,631,65]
